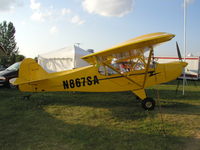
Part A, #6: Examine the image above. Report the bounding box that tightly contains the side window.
[133,62,145,70]
[98,56,155,75]
[130,58,147,71]
[98,66,106,75]
[98,65,117,76]
[118,63,131,73]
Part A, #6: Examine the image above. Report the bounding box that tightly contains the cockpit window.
[98,66,117,76]
[98,54,156,76]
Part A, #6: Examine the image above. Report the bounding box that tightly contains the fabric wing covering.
[38,45,91,73]
[81,32,175,65]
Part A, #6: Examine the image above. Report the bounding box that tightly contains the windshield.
[6,62,21,71]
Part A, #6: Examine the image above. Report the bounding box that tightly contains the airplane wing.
[81,32,175,65]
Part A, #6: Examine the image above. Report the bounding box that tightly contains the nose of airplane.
[180,62,188,68]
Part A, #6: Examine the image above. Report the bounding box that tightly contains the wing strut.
[102,62,143,89]
[142,47,154,88]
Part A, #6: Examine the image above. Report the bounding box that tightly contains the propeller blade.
[176,42,182,61]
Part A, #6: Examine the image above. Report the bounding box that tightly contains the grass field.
[0,80,200,150]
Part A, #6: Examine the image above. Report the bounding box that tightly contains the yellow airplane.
[13,32,187,110]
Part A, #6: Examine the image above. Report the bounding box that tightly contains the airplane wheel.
[141,98,155,110]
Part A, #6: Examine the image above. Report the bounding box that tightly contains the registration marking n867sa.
[63,75,99,89]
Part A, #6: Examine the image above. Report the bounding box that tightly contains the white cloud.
[30,10,52,22]
[29,2,84,26]
[71,15,85,25]
[31,12,44,21]
[82,0,134,17]
[50,26,58,34]
[21,21,26,25]
[61,8,71,15]
[30,0,41,10]
[0,0,23,12]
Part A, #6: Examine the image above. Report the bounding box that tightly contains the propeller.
[175,41,187,94]
[176,42,182,61]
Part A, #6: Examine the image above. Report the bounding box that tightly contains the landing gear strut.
[141,97,155,110]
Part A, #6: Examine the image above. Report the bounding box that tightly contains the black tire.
[141,97,155,110]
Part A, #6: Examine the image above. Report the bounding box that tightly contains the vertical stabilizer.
[14,58,48,85]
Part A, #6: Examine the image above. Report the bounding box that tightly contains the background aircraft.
[13,32,187,110]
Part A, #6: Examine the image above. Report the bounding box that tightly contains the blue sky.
[0,0,199,58]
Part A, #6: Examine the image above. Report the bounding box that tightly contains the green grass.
[0,80,200,150]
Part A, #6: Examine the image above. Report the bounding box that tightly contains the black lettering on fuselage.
[87,76,92,85]
[63,75,99,89]
[63,81,69,89]
[81,77,85,86]
[93,75,99,85]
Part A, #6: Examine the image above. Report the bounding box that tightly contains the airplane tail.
[13,58,49,91]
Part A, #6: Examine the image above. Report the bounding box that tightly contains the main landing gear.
[141,97,155,110]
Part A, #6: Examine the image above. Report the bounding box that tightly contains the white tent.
[38,45,91,73]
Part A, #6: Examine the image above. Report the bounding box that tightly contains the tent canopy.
[38,45,91,73]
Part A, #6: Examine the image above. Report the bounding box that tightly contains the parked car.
[0,65,6,71]
[0,62,21,88]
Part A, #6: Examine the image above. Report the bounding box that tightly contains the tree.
[0,44,6,55]
[0,21,18,56]
[0,21,22,66]
[16,54,25,62]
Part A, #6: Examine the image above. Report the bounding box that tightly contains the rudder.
[14,58,48,89]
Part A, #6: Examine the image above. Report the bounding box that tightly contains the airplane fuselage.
[18,61,186,93]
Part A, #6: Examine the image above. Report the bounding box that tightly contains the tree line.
[0,21,25,67]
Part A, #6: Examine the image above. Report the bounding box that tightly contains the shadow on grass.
[146,88,200,115]
[33,87,200,114]
[6,87,199,120]
[157,101,200,115]
[31,91,151,121]
[0,98,199,150]
[1,86,200,118]
[146,88,200,101]
[162,79,200,86]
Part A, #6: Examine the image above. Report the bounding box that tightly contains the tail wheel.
[141,97,155,110]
